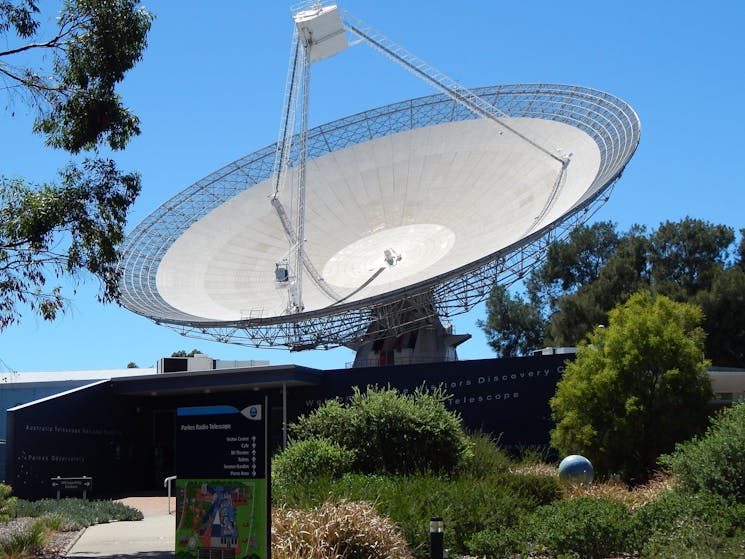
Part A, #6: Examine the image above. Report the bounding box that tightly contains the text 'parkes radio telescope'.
[119,2,640,367]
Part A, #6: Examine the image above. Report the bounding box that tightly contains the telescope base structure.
[348,317,471,368]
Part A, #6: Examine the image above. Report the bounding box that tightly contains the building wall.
[7,356,744,499]
[293,355,567,450]
[6,382,134,500]
[1,380,102,482]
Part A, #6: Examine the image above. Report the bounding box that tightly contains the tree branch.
[0,64,63,94]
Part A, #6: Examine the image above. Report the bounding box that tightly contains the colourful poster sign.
[175,478,266,559]
[175,402,269,559]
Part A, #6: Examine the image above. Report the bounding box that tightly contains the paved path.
[67,497,175,559]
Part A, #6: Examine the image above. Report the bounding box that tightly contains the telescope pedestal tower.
[349,318,471,368]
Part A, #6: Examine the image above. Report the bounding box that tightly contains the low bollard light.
[430,516,444,559]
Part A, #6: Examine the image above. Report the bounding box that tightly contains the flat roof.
[110,364,324,396]
[1,368,156,387]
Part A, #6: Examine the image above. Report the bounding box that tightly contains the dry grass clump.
[564,473,673,510]
[272,499,413,559]
[512,462,557,477]
[513,462,674,510]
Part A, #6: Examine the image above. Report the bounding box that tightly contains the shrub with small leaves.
[527,497,633,559]
[659,400,745,504]
[458,432,511,479]
[0,518,46,559]
[466,527,527,559]
[273,437,356,485]
[504,473,563,506]
[640,517,745,559]
[632,490,745,551]
[291,385,470,476]
[14,498,142,528]
[0,484,17,522]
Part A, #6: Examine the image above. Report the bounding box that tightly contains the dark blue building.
[6,354,569,499]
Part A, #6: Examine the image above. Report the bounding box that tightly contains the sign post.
[174,397,270,559]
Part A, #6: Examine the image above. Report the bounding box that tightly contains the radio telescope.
[118,3,640,367]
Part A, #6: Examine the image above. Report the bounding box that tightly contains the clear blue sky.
[2,1,744,372]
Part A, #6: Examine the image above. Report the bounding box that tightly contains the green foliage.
[272,437,356,486]
[26,0,154,153]
[0,0,151,330]
[659,401,745,503]
[648,219,733,299]
[14,498,143,528]
[640,519,745,559]
[273,472,550,558]
[695,267,745,366]
[0,160,141,328]
[631,490,745,550]
[465,528,527,559]
[291,385,470,476]
[550,292,713,484]
[479,284,545,357]
[504,473,563,506]
[0,484,17,522]
[527,497,633,559]
[457,431,512,479]
[171,349,203,357]
[480,218,745,367]
[535,221,623,296]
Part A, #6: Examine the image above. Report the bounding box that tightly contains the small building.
[0,355,267,482]
[5,354,568,498]
[4,353,744,499]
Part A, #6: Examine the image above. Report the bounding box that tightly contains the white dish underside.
[156,117,600,321]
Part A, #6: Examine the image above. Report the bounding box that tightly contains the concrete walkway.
[67,497,174,559]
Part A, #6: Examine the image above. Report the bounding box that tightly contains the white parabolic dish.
[119,84,640,347]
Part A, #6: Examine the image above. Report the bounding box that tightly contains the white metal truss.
[341,10,566,166]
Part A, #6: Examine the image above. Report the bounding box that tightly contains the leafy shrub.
[466,528,527,559]
[527,497,633,559]
[273,437,356,485]
[632,490,745,551]
[272,500,413,559]
[458,431,511,479]
[14,498,142,528]
[0,484,17,522]
[291,385,470,476]
[504,473,562,506]
[659,401,745,503]
[640,517,745,559]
